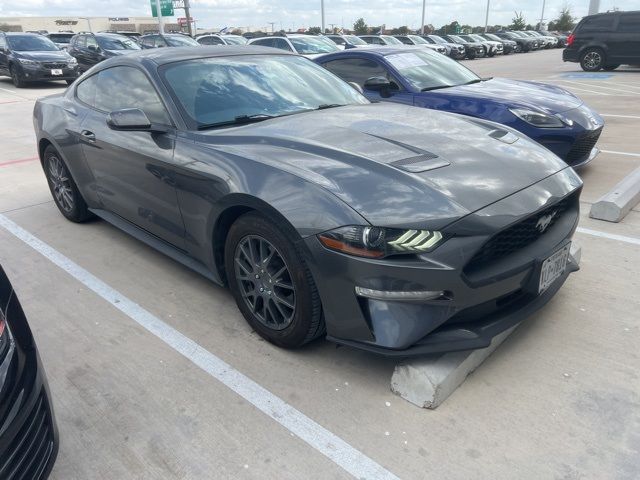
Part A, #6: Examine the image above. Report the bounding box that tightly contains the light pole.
[484,0,490,32]
[539,0,546,29]
[321,0,325,33]
[420,0,426,34]
[79,17,93,33]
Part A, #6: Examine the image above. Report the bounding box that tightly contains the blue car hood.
[428,77,583,114]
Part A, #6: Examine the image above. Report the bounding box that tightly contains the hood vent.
[391,154,450,173]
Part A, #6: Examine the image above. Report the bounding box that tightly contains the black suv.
[0,32,79,87]
[68,33,141,72]
[139,33,200,49]
[563,10,640,71]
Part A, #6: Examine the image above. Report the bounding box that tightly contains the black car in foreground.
[563,10,640,71]
[68,33,140,72]
[34,47,582,356]
[0,32,78,87]
[0,265,58,478]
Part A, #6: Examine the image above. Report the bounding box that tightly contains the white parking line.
[576,227,640,246]
[601,149,640,158]
[554,82,610,96]
[0,213,399,480]
[558,80,640,95]
[600,114,640,120]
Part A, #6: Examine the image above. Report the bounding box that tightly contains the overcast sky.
[0,0,636,31]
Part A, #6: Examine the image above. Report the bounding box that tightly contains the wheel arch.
[210,194,312,287]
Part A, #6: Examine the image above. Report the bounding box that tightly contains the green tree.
[510,11,527,30]
[391,25,409,35]
[437,21,459,35]
[554,6,576,31]
[353,18,368,35]
[307,26,321,34]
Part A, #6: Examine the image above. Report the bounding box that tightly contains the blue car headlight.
[318,226,445,258]
[509,107,565,128]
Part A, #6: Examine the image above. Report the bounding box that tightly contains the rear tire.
[580,48,605,72]
[9,65,25,88]
[225,212,325,349]
[603,64,620,71]
[43,145,93,223]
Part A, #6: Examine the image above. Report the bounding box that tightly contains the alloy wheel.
[47,155,74,213]
[583,51,602,70]
[234,235,296,331]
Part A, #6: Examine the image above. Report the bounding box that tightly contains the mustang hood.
[194,103,568,229]
[435,77,582,114]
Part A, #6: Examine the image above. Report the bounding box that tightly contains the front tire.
[43,145,93,222]
[225,212,324,349]
[580,48,605,71]
[9,65,25,88]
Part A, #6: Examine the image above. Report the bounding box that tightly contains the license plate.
[51,69,63,76]
[538,243,571,294]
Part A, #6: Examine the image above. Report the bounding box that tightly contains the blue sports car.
[316,47,604,167]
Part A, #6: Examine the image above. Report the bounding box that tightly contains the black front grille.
[0,392,55,480]
[466,194,575,272]
[42,62,67,69]
[565,127,602,165]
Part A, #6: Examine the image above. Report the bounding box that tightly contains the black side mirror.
[106,108,166,133]
[87,44,99,52]
[348,82,364,94]
[364,76,395,97]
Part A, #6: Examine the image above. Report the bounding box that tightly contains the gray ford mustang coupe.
[33,46,582,356]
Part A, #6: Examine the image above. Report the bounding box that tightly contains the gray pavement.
[0,49,639,479]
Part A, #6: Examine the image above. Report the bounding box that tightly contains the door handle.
[80,130,96,143]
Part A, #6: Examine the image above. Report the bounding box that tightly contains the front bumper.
[305,169,583,356]
[16,63,79,82]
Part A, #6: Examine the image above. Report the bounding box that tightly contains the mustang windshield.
[163,55,368,129]
[384,50,479,91]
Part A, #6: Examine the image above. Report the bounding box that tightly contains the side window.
[210,36,225,45]
[76,35,87,48]
[272,38,293,51]
[322,58,390,88]
[154,36,167,48]
[76,74,99,107]
[86,36,98,49]
[579,15,614,32]
[617,14,640,33]
[141,36,152,48]
[396,37,412,45]
[94,67,171,124]
[330,36,345,45]
[0,36,6,49]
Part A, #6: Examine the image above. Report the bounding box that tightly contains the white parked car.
[248,34,340,58]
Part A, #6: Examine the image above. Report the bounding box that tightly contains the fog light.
[354,286,448,301]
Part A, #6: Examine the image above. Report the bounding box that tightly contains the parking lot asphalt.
[0,49,639,480]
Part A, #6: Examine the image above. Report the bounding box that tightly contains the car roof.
[318,46,421,59]
[3,32,40,36]
[106,45,295,65]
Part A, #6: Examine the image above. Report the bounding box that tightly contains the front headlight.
[509,107,565,128]
[68,57,77,65]
[318,226,445,259]
[17,58,38,65]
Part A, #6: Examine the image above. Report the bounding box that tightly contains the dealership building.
[0,16,180,34]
